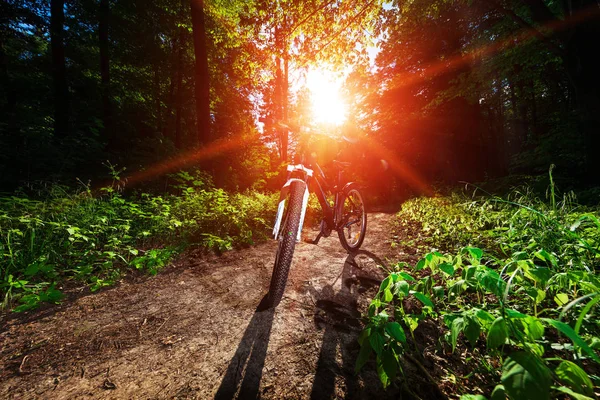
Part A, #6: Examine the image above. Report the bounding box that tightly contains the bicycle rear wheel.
[338,188,367,252]
[267,180,306,308]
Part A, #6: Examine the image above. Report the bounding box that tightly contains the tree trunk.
[495,80,508,175]
[174,31,184,149]
[163,36,178,144]
[50,0,69,139]
[154,63,162,134]
[99,0,111,146]
[529,79,538,139]
[516,76,529,149]
[274,25,284,161]
[0,38,16,117]
[282,47,289,163]
[273,24,289,163]
[281,17,289,163]
[190,0,211,147]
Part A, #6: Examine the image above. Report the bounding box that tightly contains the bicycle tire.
[338,188,367,252]
[267,180,306,308]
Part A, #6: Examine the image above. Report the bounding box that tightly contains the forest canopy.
[1,0,599,194]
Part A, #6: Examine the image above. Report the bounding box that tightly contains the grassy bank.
[0,173,278,312]
[359,173,600,399]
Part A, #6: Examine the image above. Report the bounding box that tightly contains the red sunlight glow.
[121,137,245,187]
[359,133,434,196]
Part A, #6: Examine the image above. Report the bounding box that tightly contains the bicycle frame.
[273,160,350,242]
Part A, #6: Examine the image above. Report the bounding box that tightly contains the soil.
[0,213,444,399]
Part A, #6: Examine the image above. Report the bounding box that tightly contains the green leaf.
[439,262,455,275]
[381,350,398,382]
[476,267,506,297]
[463,266,477,280]
[534,249,557,268]
[376,357,390,388]
[369,331,385,356]
[464,247,483,263]
[385,322,407,343]
[379,276,392,293]
[404,315,419,332]
[526,287,546,304]
[416,259,426,271]
[554,293,569,306]
[501,352,551,400]
[358,327,371,346]
[376,310,390,324]
[523,316,544,341]
[490,384,506,400]
[527,343,545,357]
[24,263,40,276]
[475,309,495,323]
[413,292,434,308]
[451,317,465,352]
[394,280,410,297]
[487,317,508,350]
[459,395,487,400]
[542,318,600,363]
[399,272,416,281]
[433,285,444,299]
[383,288,393,302]
[555,386,595,400]
[40,286,63,303]
[528,267,552,285]
[555,360,594,397]
[464,317,481,348]
[505,309,527,319]
[355,341,373,373]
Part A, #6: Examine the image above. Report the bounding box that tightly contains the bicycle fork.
[273,165,312,242]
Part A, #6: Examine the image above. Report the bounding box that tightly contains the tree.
[190,0,211,147]
[248,0,382,162]
[50,0,69,138]
[99,0,111,144]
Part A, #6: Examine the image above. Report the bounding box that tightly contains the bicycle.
[266,129,367,308]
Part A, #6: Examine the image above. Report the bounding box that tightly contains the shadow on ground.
[309,250,386,399]
[214,296,275,399]
[214,250,387,399]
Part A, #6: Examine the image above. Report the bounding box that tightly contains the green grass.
[0,170,278,312]
[359,170,600,399]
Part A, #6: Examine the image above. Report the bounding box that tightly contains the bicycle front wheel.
[338,188,367,252]
[267,180,306,308]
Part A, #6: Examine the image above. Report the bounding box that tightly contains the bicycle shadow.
[213,250,389,399]
[214,296,275,400]
[309,249,391,399]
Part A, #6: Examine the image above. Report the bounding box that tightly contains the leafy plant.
[362,172,600,398]
[0,175,279,311]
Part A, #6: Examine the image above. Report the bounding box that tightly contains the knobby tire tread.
[267,180,306,308]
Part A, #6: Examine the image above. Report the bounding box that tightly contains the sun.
[306,69,347,126]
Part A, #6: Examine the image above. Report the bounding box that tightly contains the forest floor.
[0,213,446,399]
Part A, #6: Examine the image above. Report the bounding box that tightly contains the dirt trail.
[0,213,429,399]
